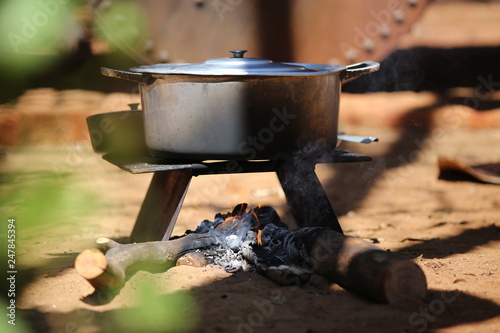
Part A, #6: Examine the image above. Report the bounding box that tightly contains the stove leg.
[276,162,343,233]
[131,169,192,242]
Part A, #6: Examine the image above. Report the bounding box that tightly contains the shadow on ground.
[19,281,500,333]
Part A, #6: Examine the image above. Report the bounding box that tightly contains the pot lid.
[129,50,343,76]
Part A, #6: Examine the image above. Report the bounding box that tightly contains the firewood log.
[75,233,215,290]
[256,225,427,305]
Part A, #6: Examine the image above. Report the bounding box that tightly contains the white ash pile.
[178,203,288,272]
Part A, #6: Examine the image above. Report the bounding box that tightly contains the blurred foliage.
[94,1,148,55]
[111,284,199,332]
[0,0,77,102]
[0,0,76,74]
[0,0,148,102]
[0,171,100,233]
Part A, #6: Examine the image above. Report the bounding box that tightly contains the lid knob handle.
[229,50,247,58]
[128,103,140,110]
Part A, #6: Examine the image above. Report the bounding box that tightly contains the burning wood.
[252,224,427,305]
[75,204,427,304]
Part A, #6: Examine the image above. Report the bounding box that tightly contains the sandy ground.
[1,98,499,333]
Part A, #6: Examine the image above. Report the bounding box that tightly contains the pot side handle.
[101,67,144,83]
[341,61,380,82]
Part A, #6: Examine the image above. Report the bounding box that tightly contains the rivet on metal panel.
[328,58,340,65]
[98,0,112,9]
[158,49,170,63]
[144,39,154,53]
[408,0,419,7]
[379,24,391,38]
[344,49,358,63]
[362,38,375,53]
[392,9,405,23]
[128,103,140,110]
[193,0,204,7]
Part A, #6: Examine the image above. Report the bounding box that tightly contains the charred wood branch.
[253,225,427,305]
[74,233,215,290]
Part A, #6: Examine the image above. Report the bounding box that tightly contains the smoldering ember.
[75,204,427,305]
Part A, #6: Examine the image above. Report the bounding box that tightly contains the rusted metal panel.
[288,0,430,64]
[91,0,429,65]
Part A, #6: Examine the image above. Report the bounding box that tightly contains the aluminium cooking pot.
[101,50,379,161]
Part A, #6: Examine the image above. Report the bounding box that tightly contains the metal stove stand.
[103,149,372,242]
